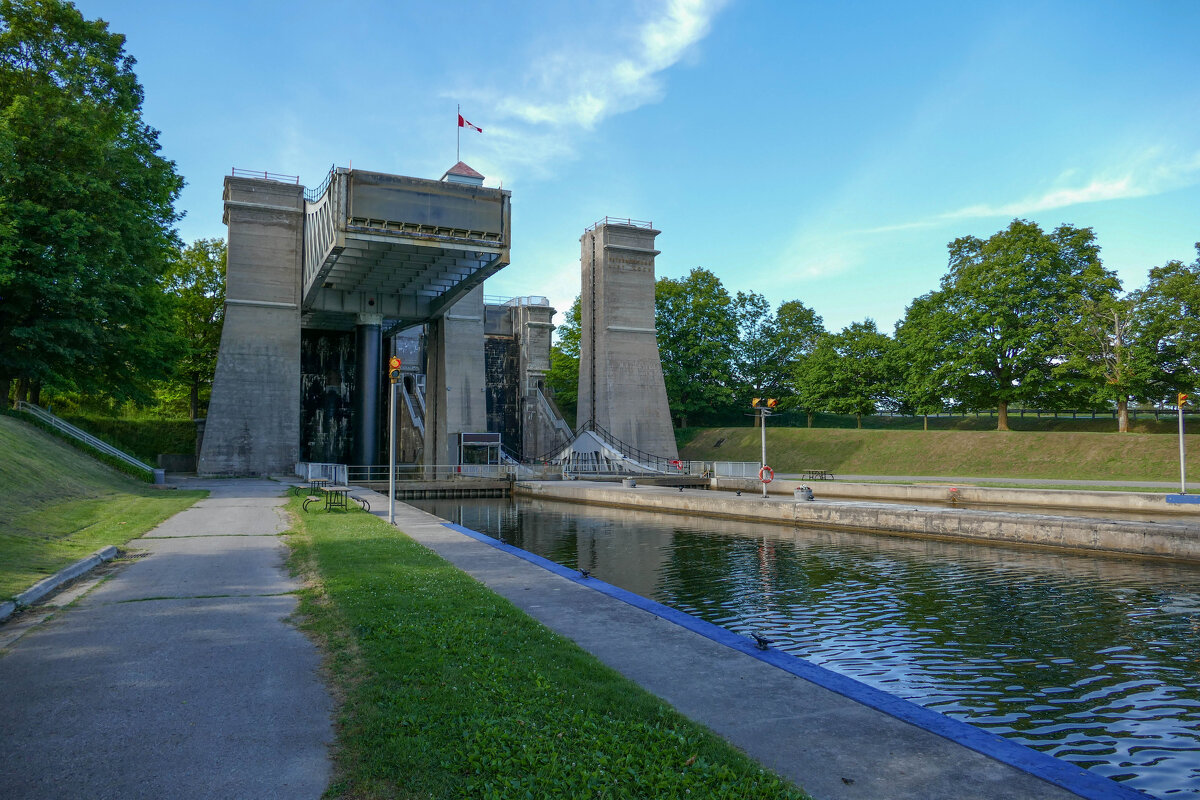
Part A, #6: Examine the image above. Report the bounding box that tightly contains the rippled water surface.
[412,496,1200,798]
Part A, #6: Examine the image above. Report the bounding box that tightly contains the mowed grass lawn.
[0,415,204,599]
[287,498,808,799]
[682,427,1200,483]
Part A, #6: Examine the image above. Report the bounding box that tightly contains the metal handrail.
[346,464,518,482]
[585,216,653,232]
[303,164,336,202]
[16,402,155,476]
[231,167,300,183]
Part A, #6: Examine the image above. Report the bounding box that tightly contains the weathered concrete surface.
[0,480,332,800]
[199,177,304,476]
[425,286,488,466]
[723,476,1200,516]
[519,480,1200,562]
[373,496,1089,800]
[577,221,678,459]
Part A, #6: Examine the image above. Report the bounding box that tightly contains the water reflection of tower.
[758,538,777,610]
[519,500,670,597]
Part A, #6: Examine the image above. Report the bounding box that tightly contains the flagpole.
[457,103,460,162]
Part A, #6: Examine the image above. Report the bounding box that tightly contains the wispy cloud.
[499,0,729,129]
[454,0,730,180]
[861,148,1200,234]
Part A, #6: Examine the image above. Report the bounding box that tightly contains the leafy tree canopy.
[794,319,899,427]
[0,0,183,403]
[655,268,739,426]
[162,238,225,418]
[904,219,1116,430]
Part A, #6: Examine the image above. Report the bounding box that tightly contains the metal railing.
[296,462,348,485]
[483,294,550,307]
[585,216,653,232]
[303,163,336,202]
[712,461,765,479]
[231,167,300,184]
[536,388,574,443]
[17,402,157,479]
[346,464,519,482]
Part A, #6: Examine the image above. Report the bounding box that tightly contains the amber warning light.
[388,357,402,382]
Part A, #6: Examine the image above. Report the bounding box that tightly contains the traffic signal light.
[388,356,402,383]
[751,398,761,407]
[766,398,778,408]
[1181,393,1190,408]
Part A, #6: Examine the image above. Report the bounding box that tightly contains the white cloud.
[499,0,728,130]
[454,0,729,180]
[862,148,1200,234]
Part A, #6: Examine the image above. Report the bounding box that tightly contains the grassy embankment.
[0,415,205,599]
[680,427,1199,483]
[287,499,807,799]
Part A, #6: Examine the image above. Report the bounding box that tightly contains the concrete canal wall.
[714,477,1197,515]
[515,480,1200,563]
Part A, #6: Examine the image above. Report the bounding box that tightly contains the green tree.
[545,296,580,425]
[1052,285,1159,432]
[772,299,825,424]
[731,294,826,424]
[655,268,739,427]
[794,319,899,428]
[914,219,1114,431]
[894,293,952,429]
[1136,245,1200,404]
[731,291,777,398]
[0,0,183,406]
[163,238,225,419]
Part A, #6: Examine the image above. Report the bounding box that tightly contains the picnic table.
[302,483,371,512]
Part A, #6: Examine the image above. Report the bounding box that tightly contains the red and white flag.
[458,114,482,133]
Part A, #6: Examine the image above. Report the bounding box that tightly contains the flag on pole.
[458,114,482,133]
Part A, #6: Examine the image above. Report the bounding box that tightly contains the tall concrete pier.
[577,219,678,460]
[198,178,304,476]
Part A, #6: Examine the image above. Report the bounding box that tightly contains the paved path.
[377,495,1120,800]
[0,479,331,800]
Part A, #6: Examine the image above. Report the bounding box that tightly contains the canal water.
[410,495,1200,798]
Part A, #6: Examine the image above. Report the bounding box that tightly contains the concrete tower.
[577,219,678,460]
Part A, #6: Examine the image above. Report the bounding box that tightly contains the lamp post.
[1179,393,1189,495]
[388,356,402,524]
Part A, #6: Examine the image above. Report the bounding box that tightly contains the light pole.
[1179,393,1189,495]
[388,357,402,524]
[752,398,777,498]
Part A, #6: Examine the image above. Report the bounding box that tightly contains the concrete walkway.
[0,479,331,800]
[375,495,1136,800]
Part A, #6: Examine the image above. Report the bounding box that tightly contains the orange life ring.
[758,465,774,483]
[670,459,683,471]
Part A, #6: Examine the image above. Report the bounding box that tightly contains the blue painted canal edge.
[443,521,1147,800]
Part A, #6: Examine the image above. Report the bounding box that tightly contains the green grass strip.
[286,498,809,799]
[0,415,206,599]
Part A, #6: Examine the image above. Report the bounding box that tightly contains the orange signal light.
[766,398,778,408]
[1181,393,1190,407]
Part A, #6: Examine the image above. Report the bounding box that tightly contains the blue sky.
[85,0,1200,333]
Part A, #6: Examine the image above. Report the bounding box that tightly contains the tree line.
[548,220,1200,433]
[1,0,225,418]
